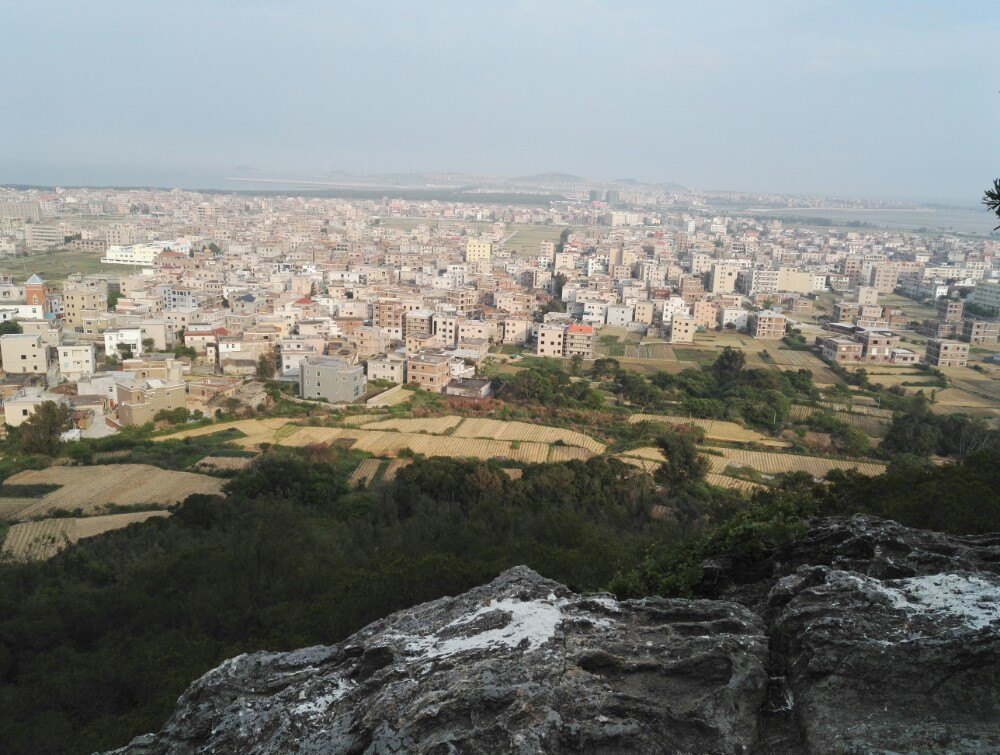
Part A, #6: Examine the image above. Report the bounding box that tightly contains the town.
[0,183,996,437]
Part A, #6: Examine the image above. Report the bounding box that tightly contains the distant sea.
[755,206,996,236]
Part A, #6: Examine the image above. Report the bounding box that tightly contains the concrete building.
[465,239,493,265]
[668,313,695,344]
[104,328,144,358]
[564,323,595,359]
[299,356,366,403]
[535,322,566,358]
[116,379,187,425]
[406,352,451,392]
[925,338,969,368]
[936,298,964,323]
[962,319,999,345]
[57,343,96,381]
[63,278,109,330]
[366,352,407,384]
[0,333,49,373]
[749,311,787,339]
[820,337,864,363]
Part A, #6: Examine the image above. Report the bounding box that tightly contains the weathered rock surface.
[111,517,1000,754]
[112,566,769,754]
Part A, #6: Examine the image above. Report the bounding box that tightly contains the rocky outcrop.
[111,517,1000,754]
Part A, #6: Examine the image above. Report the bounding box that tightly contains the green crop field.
[0,249,144,283]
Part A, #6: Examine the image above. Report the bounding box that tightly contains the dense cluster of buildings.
[0,185,996,436]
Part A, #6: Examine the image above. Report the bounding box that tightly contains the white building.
[104,328,144,358]
[57,343,96,381]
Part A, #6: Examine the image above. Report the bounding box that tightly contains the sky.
[0,0,997,203]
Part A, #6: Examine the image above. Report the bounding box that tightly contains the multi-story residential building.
[57,343,96,381]
[406,352,451,393]
[0,333,49,373]
[465,238,493,265]
[748,311,786,339]
[669,313,695,344]
[962,319,999,345]
[535,322,566,357]
[936,298,964,323]
[820,337,864,363]
[63,278,109,330]
[925,338,969,368]
[564,323,596,359]
[366,352,407,384]
[970,281,1000,313]
[299,356,366,403]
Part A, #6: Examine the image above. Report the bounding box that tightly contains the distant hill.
[516,172,587,184]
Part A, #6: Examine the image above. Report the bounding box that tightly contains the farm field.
[702,447,886,478]
[348,458,383,487]
[277,426,559,463]
[2,510,170,561]
[359,416,464,434]
[628,414,785,445]
[1,464,226,519]
[157,418,292,447]
[191,455,255,473]
[382,458,412,480]
[0,249,145,283]
[502,224,573,257]
[705,473,766,492]
[449,417,606,453]
[788,405,889,435]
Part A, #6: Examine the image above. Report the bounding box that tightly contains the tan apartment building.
[63,278,108,331]
[669,313,696,344]
[535,323,566,357]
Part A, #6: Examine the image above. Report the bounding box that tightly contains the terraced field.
[2,511,170,560]
[703,448,885,478]
[359,416,464,434]
[450,418,606,453]
[705,473,766,492]
[277,426,557,463]
[191,456,255,473]
[348,459,383,487]
[2,465,226,519]
[628,414,783,445]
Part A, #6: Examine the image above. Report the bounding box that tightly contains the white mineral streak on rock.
[834,571,1000,630]
[292,677,355,716]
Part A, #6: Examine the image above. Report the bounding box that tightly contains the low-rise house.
[116,379,187,425]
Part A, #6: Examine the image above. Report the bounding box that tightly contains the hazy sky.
[1,1,997,202]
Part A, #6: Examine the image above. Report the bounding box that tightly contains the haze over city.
[1,0,997,203]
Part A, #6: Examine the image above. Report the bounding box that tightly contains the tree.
[983,178,1000,231]
[117,342,134,360]
[19,401,71,455]
[256,352,276,380]
[654,430,708,488]
[712,347,745,385]
[107,291,121,309]
[552,273,568,298]
[569,353,583,376]
[504,370,554,403]
[0,319,22,335]
[142,338,155,350]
